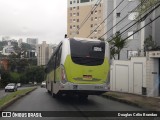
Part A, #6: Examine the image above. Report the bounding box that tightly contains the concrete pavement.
[102,91,160,111]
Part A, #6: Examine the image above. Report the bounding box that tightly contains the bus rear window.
[70,39,105,66]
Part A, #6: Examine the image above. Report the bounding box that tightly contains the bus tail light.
[61,65,67,84]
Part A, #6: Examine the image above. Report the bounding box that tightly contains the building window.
[77,19,79,22]
[70,7,72,10]
[77,25,79,29]
[73,0,76,4]
[94,24,97,28]
[94,30,97,33]
[77,12,79,16]
[128,12,139,20]
[81,0,90,3]
[77,6,79,10]
[91,24,93,28]
[77,31,79,34]
[70,26,72,29]
[95,17,97,20]
[73,7,76,10]
[128,31,134,39]
[70,1,72,4]
[95,10,97,14]
[73,13,76,16]
[73,19,76,22]
[77,0,79,3]
[116,13,121,18]
[91,17,93,21]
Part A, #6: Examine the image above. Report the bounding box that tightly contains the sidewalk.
[102,91,160,111]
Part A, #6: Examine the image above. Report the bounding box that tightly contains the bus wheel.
[52,93,60,98]
[47,90,50,94]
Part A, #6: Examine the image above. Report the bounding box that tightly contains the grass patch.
[0,87,36,107]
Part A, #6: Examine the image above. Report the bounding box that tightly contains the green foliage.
[0,71,11,87]
[137,0,159,20]
[21,43,35,50]
[0,41,7,51]
[144,35,160,51]
[108,32,127,60]
[20,66,45,84]
[10,72,20,83]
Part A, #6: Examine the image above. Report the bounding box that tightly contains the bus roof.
[70,37,102,42]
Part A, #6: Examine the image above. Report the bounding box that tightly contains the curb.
[0,87,37,111]
[102,95,152,111]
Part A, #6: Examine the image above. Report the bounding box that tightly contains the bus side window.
[53,55,56,70]
[55,45,62,68]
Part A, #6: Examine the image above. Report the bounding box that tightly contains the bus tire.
[47,90,50,94]
[52,93,57,98]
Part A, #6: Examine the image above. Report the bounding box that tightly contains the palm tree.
[109,32,127,60]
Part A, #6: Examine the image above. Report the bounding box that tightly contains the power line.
[87,0,125,38]
[100,0,160,41]
[99,0,148,39]
[124,13,160,41]
[99,0,131,33]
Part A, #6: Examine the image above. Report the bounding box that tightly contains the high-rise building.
[26,38,38,46]
[37,41,55,66]
[105,0,141,60]
[67,0,105,39]
[18,39,23,47]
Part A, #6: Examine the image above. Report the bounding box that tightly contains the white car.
[41,81,46,88]
[5,83,17,92]
[17,83,21,87]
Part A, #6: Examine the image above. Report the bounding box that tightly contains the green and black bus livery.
[46,38,110,98]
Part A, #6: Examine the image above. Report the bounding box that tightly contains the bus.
[45,38,110,99]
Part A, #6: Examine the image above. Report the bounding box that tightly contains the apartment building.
[37,41,54,66]
[105,0,141,60]
[27,38,38,46]
[67,0,105,39]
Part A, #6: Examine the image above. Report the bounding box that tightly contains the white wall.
[110,57,147,95]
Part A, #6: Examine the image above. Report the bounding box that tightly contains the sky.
[0,0,67,44]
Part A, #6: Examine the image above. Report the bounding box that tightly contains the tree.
[20,66,45,84]
[137,0,159,21]
[108,32,127,60]
[144,35,160,51]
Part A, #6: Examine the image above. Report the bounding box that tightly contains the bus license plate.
[83,75,92,80]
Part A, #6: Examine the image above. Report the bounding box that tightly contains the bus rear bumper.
[58,82,109,95]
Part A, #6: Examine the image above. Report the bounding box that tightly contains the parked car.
[34,82,37,85]
[41,81,46,88]
[17,83,21,87]
[5,83,17,92]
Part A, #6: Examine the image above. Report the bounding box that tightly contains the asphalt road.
[1,87,157,120]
